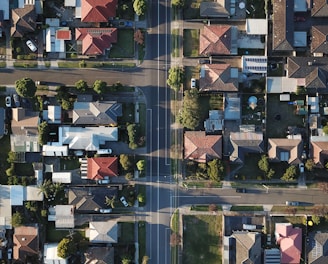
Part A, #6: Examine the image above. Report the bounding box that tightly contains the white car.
[299,163,304,173]
[26,40,37,52]
[191,78,196,88]
[120,196,129,207]
[99,208,112,213]
[5,96,11,107]
[7,248,12,260]
[97,149,112,154]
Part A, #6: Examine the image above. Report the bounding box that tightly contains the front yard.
[183,29,199,57]
[109,29,134,58]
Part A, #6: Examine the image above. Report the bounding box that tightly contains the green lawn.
[138,221,146,264]
[190,205,222,211]
[171,29,180,58]
[46,222,70,242]
[183,29,199,57]
[109,29,134,58]
[266,94,305,138]
[15,163,34,176]
[14,61,38,68]
[183,215,222,264]
[60,157,81,170]
[119,222,135,243]
[0,135,11,184]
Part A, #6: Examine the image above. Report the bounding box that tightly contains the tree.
[137,192,145,203]
[305,159,315,171]
[105,195,116,208]
[167,67,184,91]
[312,215,321,225]
[179,88,201,130]
[142,256,149,264]
[134,29,144,45]
[281,166,297,182]
[207,159,224,182]
[11,212,23,227]
[120,154,133,171]
[172,0,184,7]
[121,255,132,264]
[38,179,53,199]
[15,77,36,97]
[258,155,269,174]
[267,168,275,180]
[125,172,134,181]
[127,123,139,149]
[38,121,49,145]
[133,0,147,16]
[93,80,107,94]
[25,201,37,212]
[57,238,76,259]
[323,125,328,135]
[136,159,146,171]
[75,80,88,92]
[61,99,74,110]
[7,151,18,163]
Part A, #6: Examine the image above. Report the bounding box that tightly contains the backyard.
[182,215,222,264]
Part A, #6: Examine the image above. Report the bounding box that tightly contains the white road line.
[147,109,152,260]
[173,195,242,198]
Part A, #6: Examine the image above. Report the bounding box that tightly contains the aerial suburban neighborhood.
[1,0,328,263]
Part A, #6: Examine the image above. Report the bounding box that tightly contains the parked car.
[191,78,196,88]
[97,149,112,154]
[236,188,246,193]
[299,163,304,173]
[120,196,129,207]
[7,248,12,260]
[26,40,37,52]
[73,150,84,156]
[97,176,111,185]
[35,81,46,85]
[13,94,20,107]
[286,201,299,206]
[5,96,11,107]
[198,59,210,64]
[99,208,112,213]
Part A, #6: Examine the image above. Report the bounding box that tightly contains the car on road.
[97,176,111,184]
[120,196,129,207]
[5,96,11,107]
[286,201,299,206]
[99,208,112,213]
[236,188,246,193]
[26,40,37,52]
[13,94,20,107]
[191,78,196,88]
[299,163,304,173]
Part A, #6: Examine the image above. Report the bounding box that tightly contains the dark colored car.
[236,188,246,193]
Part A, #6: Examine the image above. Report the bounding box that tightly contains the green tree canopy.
[121,255,132,264]
[281,166,297,182]
[15,77,36,98]
[120,154,133,171]
[38,121,49,146]
[179,88,200,129]
[172,0,184,7]
[57,238,76,259]
[136,159,146,171]
[11,212,23,227]
[323,124,328,135]
[133,0,147,16]
[167,67,184,91]
[75,80,88,92]
[137,192,145,203]
[93,80,107,94]
[258,155,269,173]
[305,159,314,171]
[207,159,224,181]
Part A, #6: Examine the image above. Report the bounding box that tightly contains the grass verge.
[230,206,264,211]
[14,61,38,68]
[183,29,199,57]
[138,221,146,264]
[190,205,222,211]
[171,29,180,57]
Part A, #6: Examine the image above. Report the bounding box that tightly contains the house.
[275,223,302,264]
[199,64,239,92]
[272,0,294,51]
[11,108,40,153]
[68,186,118,213]
[11,5,36,37]
[87,221,118,243]
[199,25,238,56]
[72,101,122,126]
[268,138,303,164]
[230,130,264,163]
[84,247,114,264]
[308,232,328,263]
[87,157,118,180]
[310,137,328,168]
[241,56,267,74]
[184,131,222,163]
[81,0,117,22]
[311,25,328,55]
[48,205,75,228]
[199,1,229,18]
[13,225,39,262]
[311,0,328,17]
[230,231,262,264]
[44,243,68,264]
[76,27,118,56]
[43,105,62,124]
[52,172,72,183]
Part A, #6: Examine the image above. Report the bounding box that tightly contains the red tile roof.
[184,131,222,163]
[275,223,302,264]
[81,0,117,22]
[87,157,118,180]
[56,29,72,40]
[199,25,232,55]
[13,226,39,261]
[76,28,117,55]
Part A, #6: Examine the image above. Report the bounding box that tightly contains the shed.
[52,172,72,184]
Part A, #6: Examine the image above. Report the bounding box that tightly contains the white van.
[97,149,112,154]
[26,40,37,52]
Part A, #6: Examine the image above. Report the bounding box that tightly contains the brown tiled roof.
[311,25,328,53]
[13,226,38,261]
[11,5,36,37]
[199,64,238,92]
[87,157,118,180]
[199,25,232,55]
[184,131,222,163]
[272,0,294,51]
[76,28,117,55]
[268,138,302,164]
[312,0,328,17]
[81,0,117,22]
[311,141,328,168]
[305,68,327,89]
